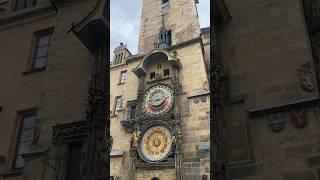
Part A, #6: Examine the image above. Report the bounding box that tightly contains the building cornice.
[0,0,87,30]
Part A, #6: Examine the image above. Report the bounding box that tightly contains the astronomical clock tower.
[110,0,210,179]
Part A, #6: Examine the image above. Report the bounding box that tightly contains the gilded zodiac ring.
[139,126,172,162]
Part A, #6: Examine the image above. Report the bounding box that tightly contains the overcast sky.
[110,0,210,57]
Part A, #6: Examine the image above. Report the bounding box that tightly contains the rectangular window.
[150,72,156,80]
[164,69,170,76]
[167,30,172,45]
[65,142,82,180]
[161,0,169,12]
[13,111,36,169]
[130,105,136,119]
[119,70,127,84]
[31,28,54,70]
[114,96,122,115]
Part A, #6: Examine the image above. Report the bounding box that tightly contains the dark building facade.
[213,0,320,179]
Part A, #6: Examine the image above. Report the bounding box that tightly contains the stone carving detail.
[120,120,136,133]
[298,62,315,92]
[268,113,285,132]
[194,97,199,103]
[52,121,89,144]
[290,109,308,128]
[130,129,141,148]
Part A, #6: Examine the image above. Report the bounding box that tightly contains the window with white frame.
[114,96,122,115]
[119,70,127,84]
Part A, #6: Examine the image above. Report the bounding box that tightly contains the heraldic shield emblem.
[290,109,307,128]
[298,62,316,92]
[268,113,284,132]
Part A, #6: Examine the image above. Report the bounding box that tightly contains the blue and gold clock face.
[142,85,174,116]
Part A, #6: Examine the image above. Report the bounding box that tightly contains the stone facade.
[110,0,210,180]
[0,0,107,179]
[215,0,320,179]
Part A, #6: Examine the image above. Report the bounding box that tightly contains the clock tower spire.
[138,0,201,54]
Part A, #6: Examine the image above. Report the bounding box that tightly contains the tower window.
[159,29,171,48]
[164,69,170,76]
[157,64,162,69]
[150,72,156,80]
[119,70,127,84]
[161,0,169,12]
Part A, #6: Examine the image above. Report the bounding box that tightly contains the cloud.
[110,0,209,59]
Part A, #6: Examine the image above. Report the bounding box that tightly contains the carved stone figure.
[290,109,308,128]
[268,113,285,132]
[131,129,141,148]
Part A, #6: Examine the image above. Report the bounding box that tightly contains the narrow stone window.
[130,105,136,119]
[161,0,169,12]
[150,72,156,80]
[164,69,170,76]
[114,96,122,115]
[114,54,118,64]
[120,53,123,63]
[13,110,36,169]
[119,70,127,84]
[159,28,171,48]
[157,64,162,69]
[30,28,54,70]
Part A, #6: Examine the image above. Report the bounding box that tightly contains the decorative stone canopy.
[70,0,107,53]
[133,49,181,77]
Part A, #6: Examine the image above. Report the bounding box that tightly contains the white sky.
[110,0,210,58]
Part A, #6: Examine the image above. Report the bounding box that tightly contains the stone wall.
[0,0,97,179]
[219,0,320,179]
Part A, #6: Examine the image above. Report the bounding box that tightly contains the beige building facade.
[110,0,210,180]
[0,0,108,179]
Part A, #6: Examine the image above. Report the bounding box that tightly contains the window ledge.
[117,82,125,85]
[2,171,23,178]
[22,67,46,75]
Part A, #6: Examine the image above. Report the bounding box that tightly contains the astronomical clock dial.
[142,85,174,116]
[138,126,172,162]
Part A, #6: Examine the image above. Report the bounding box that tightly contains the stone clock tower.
[110,0,210,180]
